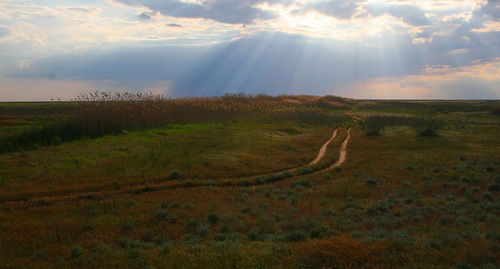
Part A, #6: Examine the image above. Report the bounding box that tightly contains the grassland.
[0,95,499,268]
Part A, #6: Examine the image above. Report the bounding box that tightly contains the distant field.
[0,95,499,268]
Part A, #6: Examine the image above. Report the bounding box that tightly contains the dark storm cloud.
[117,0,278,24]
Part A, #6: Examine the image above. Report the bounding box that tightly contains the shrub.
[310,225,330,239]
[361,116,386,136]
[160,201,169,208]
[481,192,493,201]
[432,166,449,173]
[334,166,343,172]
[70,246,85,265]
[366,178,378,186]
[491,106,500,116]
[266,173,286,183]
[285,229,308,242]
[487,183,500,192]
[301,180,312,187]
[247,227,261,241]
[322,173,332,180]
[154,210,171,221]
[404,165,415,171]
[79,193,94,199]
[125,199,137,207]
[239,179,253,186]
[322,208,335,216]
[411,111,443,136]
[366,201,389,215]
[172,200,181,208]
[402,181,412,186]
[170,170,182,180]
[298,165,313,175]
[186,219,199,229]
[438,216,453,225]
[255,176,266,184]
[197,225,210,238]
[122,220,135,230]
[208,212,220,224]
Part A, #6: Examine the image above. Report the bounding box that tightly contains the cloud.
[65,6,101,15]
[137,11,152,21]
[338,61,500,99]
[303,0,364,20]
[473,0,500,22]
[0,25,10,38]
[116,0,277,24]
[10,31,493,97]
[166,23,183,28]
[365,3,430,26]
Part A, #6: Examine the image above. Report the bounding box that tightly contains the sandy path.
[310,129,338,165]
[329,127,351,168]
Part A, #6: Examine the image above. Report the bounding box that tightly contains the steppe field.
[0,94,499,268]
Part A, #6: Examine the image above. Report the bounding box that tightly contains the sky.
[0,0,499,100]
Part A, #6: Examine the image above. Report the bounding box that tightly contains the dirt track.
[310,129,338,165]
[329,127,351,168]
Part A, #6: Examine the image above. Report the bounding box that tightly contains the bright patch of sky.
[0,0,499,100]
